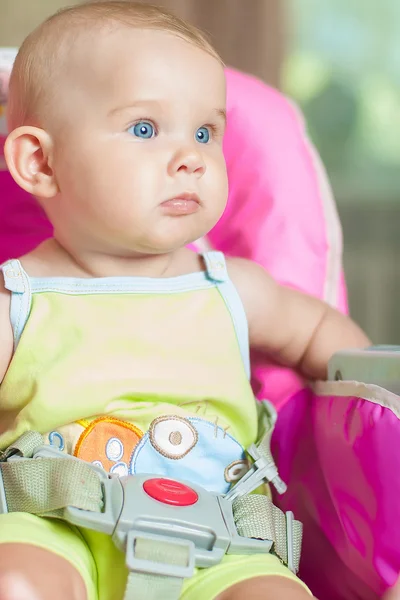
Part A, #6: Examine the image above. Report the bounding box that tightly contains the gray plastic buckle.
[125,530,195,579]
[225,443,287,501]
[65,467,274,566]
[112,475,228,568]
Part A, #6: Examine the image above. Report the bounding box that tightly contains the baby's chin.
[101,232,201,257]
[76,214,217,257]
[134,234,204,256]
[131,221,213,255]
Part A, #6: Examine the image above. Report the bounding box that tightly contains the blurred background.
[1,0,399,343]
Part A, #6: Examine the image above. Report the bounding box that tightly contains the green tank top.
[0,251,258,494]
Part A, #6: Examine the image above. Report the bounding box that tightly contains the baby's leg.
[181,554,313,600]
[0,544,87,600]
[216,575,314,599]
[0,513,96,600]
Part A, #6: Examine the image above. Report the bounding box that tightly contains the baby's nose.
[168,146,206,177]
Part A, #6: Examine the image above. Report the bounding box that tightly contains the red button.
[143,478,198,506]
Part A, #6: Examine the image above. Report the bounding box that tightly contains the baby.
[0,2,370,600]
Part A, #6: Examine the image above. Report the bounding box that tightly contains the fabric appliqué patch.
[130,415,248,494]
[224,459,248,483]
[74,416,143,476]
[48,430,65,451]
[149,415,198,459]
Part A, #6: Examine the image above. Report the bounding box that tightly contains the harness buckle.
[225,443,287,502]
[0,434,300,582]
[125,530,196,579]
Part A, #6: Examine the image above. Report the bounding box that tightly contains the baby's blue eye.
[129,121,155,139]
[195,126,210,144]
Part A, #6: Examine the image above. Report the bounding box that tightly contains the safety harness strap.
[0,401,301,600]
[0,430,43,461]
[0,457,103,518]
[125,570,183,600]
[233,495,302,573]
[0,431,103,517]
[124,537,191,600]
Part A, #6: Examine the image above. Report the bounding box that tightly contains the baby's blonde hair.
[8,1,222,131]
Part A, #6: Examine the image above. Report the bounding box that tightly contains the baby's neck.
[24,238,200,279]
[67,247,178,278]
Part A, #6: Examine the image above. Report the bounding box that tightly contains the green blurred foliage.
[284,0,400,202]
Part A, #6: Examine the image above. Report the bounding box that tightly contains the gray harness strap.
[0,402,302,600]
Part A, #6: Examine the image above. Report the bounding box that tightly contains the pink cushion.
[0,173,52,258]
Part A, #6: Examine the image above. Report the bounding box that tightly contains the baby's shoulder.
[225,257,279,326]
[226,256,275,296]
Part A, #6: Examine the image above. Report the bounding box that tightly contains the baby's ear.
[4,126,58,198]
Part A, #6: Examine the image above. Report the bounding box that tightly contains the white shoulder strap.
[1,259,32,350]
[202,251,228,282]
[202,252,250,378]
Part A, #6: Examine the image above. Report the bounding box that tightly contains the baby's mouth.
[160,192,200,216]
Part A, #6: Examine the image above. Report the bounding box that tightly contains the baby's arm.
[228,258,370,380]
[0,277,13,383]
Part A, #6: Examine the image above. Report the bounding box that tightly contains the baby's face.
[49,29,228,255]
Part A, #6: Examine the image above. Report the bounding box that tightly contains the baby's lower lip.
[160,198,200,215]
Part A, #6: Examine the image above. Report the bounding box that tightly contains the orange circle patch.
[74,416,143,476]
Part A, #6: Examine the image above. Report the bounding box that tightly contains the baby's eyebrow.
[213,108,227,125]
[108,99,163,116]
[108,101,227,126]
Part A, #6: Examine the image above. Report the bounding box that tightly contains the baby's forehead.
[27,27,225,131]
[62,30,224,105]
[9,4,224,132]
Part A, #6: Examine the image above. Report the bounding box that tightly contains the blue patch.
[130,416,247,494]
